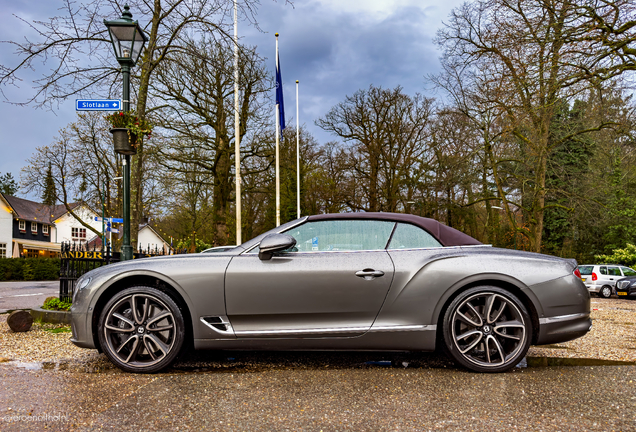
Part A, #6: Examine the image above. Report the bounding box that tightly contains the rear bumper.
[536,312,592,345]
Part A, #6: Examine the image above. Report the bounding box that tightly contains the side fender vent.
[201,316,234,335]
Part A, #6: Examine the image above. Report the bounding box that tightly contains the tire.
[599,286,612,298]
[98,286,185,373]
[442,286,532,373]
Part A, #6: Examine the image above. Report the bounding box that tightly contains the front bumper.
[69,311,95,349]
[536,312,592,345]
[616,285,636,298]
[69,281,97,350]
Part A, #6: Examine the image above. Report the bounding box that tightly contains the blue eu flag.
[276,52,285,131]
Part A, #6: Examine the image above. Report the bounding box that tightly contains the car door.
[607,266,622,286]
[224,220,396,338]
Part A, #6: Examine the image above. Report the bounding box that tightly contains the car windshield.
[578,266,593,275]
[621,267,636,276]
[202,246,235,253]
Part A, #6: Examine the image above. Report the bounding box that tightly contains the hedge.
[0,258,60,281]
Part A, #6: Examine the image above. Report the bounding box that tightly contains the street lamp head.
[104,5,148,66]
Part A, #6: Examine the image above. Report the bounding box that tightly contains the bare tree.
[317,85,434,213]
[1,0,265,247]
[436,0,621,251]
[152,38,270,245]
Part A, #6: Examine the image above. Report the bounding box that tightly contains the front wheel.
[599,286,612,299]
[442,287,532,373]
[98,287,185,373]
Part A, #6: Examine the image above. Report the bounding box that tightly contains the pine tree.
[41,163,57,206]
[0,172,18,195]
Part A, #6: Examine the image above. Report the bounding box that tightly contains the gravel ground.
[0,297,634,368]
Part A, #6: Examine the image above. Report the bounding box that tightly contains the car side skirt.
[193,326,437,351]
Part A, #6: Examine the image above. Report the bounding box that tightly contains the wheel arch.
[90,272,194,352]
[433,274,542,346]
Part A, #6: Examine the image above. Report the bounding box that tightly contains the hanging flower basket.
[110,128,138,155]
[106,111,153,156]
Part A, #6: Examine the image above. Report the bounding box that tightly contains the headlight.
[617,280,631,289]
[77,276,92,291]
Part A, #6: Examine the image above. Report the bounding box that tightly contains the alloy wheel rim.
[451,292,526,368]
[103,294,176,368]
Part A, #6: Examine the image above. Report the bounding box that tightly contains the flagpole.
[296,80,300,219]
[234,0,242,244]
[275,33,281,227]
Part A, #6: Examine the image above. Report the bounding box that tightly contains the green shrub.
[42,297,72,311]
[0,258,60,281]
[22,262,35,281]
[595,243,636,267]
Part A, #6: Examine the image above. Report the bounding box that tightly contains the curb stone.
[29,307,72,325]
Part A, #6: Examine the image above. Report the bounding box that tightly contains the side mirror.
[258,233,297,261]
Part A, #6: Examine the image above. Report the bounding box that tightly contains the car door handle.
[356,269,385,279]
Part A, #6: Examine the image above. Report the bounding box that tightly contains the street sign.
[95,217,124,223]
[107,227,120,234]
[76,99,122,111]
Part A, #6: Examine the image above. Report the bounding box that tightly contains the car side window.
[387,223,442,249]
[284,220,395,252]
[599,266,608,275]
[608,267,622,276]
[621,267,636,276]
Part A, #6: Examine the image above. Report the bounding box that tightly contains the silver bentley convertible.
[70,213,591,373]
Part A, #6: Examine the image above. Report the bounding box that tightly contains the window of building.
[43,225,49,236]
[72,227,87,239]
[24,248,40,258]
[19,220,26,231]
[31,222,38,233]
[0,243,6,258]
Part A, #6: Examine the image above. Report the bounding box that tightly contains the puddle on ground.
[171,364,271,374]
[525,357,636,367]
[365,360,411,368]
[4,353,635,374]
[536,344,574,350]
[9,361,43,370]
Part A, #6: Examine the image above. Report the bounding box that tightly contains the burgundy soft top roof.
[307,212,482,247]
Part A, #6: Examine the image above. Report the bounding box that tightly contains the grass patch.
[44,326,71,334]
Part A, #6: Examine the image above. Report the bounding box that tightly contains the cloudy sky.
[0,0,463,198]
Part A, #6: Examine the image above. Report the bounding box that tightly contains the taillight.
[574,268,582,279]
[592,272,598,281]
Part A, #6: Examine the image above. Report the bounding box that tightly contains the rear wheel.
[442,286,532,373]
[98,286,185,373]
[599,285,612,298]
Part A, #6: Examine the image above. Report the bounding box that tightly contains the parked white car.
[577,264,636,298]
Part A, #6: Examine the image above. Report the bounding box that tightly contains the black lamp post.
[104,5,147,261]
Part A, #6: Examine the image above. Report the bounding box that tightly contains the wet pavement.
[1,351,635,431]
[0,281,58,313]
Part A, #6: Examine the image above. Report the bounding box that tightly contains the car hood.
[80,252,238,280]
